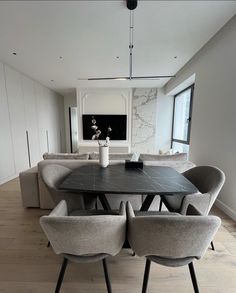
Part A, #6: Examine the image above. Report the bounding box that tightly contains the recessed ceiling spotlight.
[174,56,178,59]
[116,56,120,59]
[59,56,63,59]
[12,52,17,56]
[50,79,54,82]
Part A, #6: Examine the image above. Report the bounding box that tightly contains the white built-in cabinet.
[35,84,63,155]
[35,83,51,155]
[4,66,29,173]
[21,75,41,167]
[0,63,15,182]
[0,62,65,184]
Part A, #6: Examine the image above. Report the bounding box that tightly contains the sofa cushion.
[43,152,89,160]
[140,153,188,161]
[89,152,133,160]
[144,160,195,173]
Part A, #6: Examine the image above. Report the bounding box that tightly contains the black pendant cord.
[129,10,134,80]
[78,0,175,81]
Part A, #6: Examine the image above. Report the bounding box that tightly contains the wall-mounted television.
[82,114,127,140]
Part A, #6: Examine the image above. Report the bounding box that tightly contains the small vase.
[99,145,109,168]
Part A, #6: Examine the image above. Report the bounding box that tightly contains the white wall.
[0,62,66,184]
[165,16,236,220]
[64,92,77,152]
[77,88,132,153]
[156,88,173,153]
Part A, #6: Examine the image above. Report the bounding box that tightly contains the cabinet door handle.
[46,130,49,152]
[26,130,31,168]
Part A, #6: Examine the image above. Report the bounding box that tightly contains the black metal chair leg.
[102,258,112,293]
[47,241,50,247]
[211,241,215,251]
[188,262,200,293]
[142,258,151,293]
[55,258,68,293]
[159,198,163,211]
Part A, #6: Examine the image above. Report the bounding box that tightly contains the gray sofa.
[19,152,195,210]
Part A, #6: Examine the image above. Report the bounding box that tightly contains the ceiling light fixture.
[78,0,175,82]
[127,0,137,10]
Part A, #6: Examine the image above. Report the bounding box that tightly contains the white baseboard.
[215,199,236,221]
[0,174,18,185]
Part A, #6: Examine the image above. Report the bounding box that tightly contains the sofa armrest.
[19,166,40,208]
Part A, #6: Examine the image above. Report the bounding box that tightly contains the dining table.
[59,163,198,211]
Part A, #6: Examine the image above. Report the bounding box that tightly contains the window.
[171,85,194,153]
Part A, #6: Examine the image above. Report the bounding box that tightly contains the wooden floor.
[0,178,236,293]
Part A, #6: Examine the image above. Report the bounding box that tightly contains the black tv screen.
[82,114,127,140]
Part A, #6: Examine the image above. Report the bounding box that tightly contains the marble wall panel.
[131,88,158,153]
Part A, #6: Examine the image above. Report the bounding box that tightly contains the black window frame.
[171,84,194,148]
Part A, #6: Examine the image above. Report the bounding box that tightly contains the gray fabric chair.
[41,164,97,213]
[160,166,225,215]
[127,202,221,293]
[160,165,225,251]
[40,200,126,293]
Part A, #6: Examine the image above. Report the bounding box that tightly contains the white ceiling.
[0,1,235,95]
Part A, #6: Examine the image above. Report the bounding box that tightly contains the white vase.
[99,145,109,168]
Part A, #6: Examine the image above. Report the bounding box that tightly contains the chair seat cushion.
[147,255,195,267]
[134,211,180,216]
[69,209,120,216]
[161,194,186,213]
[63,253,109,263]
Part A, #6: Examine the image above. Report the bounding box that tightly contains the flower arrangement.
[91,116,112,146]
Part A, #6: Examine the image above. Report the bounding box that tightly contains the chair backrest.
[127,202,221,259]
[41,164,72,190]
[183,166,225,214]
[40,200,126,257]
[41,164,85,210]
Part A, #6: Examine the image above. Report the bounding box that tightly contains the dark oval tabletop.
[59,164,198,195]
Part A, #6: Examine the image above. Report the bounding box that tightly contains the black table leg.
[99,194,112,210]
[140,195,156,211]
[159,196,163,211]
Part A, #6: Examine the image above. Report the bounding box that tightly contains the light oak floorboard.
[0,178,236,292]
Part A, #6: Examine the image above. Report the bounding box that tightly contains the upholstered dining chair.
[160,165,225,215]
[159,165,225,251]
[41,164,97,213]
[127,202,221,293]
[40,200,126,293]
